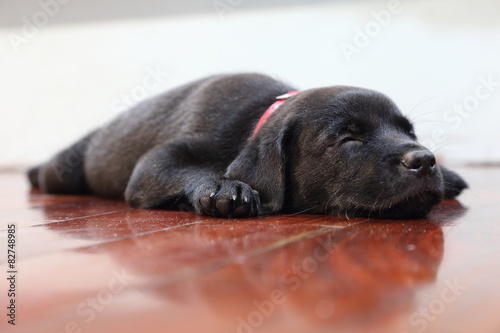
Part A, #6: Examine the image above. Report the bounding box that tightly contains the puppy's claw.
[193,180,260,218]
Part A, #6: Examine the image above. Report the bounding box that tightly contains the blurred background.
[1,0,499,170]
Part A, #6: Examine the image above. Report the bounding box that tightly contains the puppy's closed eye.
[338,136,363,145]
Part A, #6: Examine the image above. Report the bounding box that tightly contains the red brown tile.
[1,167,500,333]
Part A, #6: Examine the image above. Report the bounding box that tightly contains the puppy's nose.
[401,150,436,176]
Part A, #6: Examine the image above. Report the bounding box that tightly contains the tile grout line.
[143,226,339,288]
[0,208,133,231]
[0,220,214,259]
[137,218,374,288]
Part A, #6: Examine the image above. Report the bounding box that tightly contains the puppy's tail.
[26,132,95,194]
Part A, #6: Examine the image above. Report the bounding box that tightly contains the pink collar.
[252,91,301,137]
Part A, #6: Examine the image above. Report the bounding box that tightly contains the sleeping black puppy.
[28,73,467,219]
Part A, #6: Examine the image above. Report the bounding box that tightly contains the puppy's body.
[29,73,467,218]
[87,74,292,199]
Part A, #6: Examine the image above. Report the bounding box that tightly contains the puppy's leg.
[124,142,261,218]
[440,165,468,199]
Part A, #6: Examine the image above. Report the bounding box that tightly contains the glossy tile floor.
[1,167,500,333]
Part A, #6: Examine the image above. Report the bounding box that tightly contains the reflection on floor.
[0,167,499,333]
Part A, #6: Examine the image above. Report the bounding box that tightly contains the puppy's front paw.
[192,179,260,218]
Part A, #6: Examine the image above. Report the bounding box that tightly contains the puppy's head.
[226,87,468,219]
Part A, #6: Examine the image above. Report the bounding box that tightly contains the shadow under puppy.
[28,73,467,218]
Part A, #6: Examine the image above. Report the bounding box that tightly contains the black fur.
[28,73,468,218]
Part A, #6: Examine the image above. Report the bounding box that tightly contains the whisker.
[406,95,450,118]
[409,109,447,123]
[430,142,454,154]
[284,205,320,216]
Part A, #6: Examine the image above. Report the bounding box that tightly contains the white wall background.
[1,0,499,169]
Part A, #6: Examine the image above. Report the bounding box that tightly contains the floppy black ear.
[225,126,290,215]
[440,165,468,199]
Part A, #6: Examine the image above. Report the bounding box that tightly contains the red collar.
[252,91,301,137]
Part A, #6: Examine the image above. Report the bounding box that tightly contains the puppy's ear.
[225,123,293,215]
[440,165,468,199]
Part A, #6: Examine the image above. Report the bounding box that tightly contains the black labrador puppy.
[28,73,467,218]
